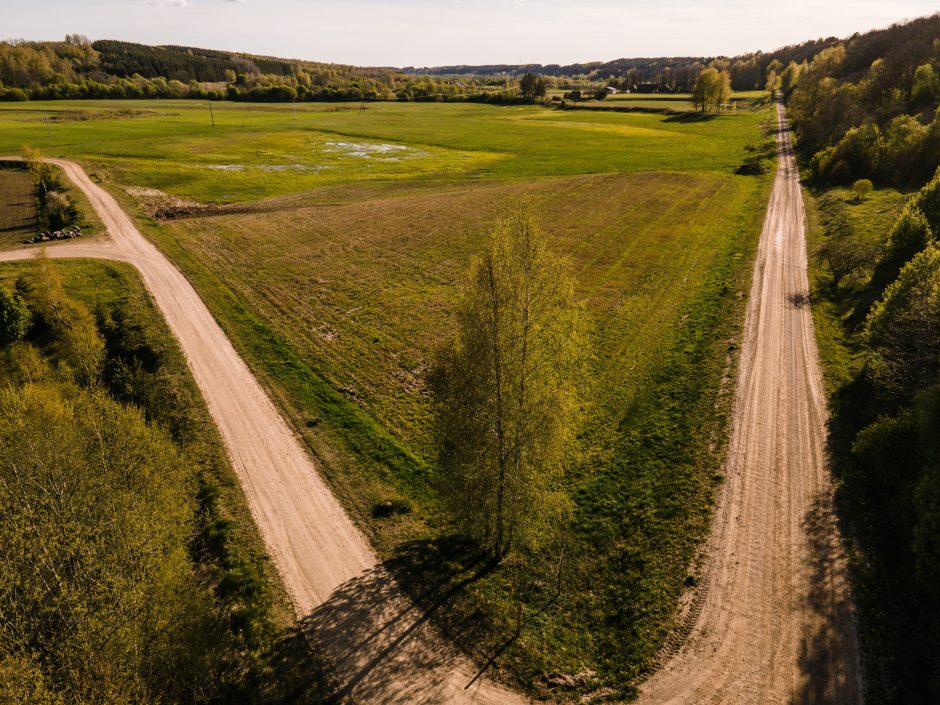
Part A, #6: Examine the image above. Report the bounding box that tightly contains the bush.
[912,171,940,228]
[851,178,874,202]
[865,245,940,398]
[885,204,934,265]
[812,123,881,183]
[0,287,29,345]
[0,88,28,102]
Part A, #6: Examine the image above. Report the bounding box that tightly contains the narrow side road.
[0,158,526,705]
[636,103,863,704]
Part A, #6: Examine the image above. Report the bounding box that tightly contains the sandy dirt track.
[636,103,863,705]
[0,158,526,705]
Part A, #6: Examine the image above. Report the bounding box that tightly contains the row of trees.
[0,37,538,104]
[417,36,840,92]
[0,257,218,704]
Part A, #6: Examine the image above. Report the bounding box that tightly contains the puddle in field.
[205,163,332,173]
[324,141,427,159]
[258,164,331,173]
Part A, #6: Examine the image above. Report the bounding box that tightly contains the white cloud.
[136,0,189,7]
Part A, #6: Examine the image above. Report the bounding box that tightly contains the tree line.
[410,37,841,92]
[0,37,533,104]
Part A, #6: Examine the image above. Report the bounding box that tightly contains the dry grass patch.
[0,164,36,248]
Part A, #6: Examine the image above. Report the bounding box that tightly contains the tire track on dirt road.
[635,102,863,705]
[0,157,527,705]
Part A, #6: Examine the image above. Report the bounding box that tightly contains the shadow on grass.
[663,112,719,123]
[221,623,342,705]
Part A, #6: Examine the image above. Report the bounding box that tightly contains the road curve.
[636,103,863,705]
[0,158,527,705]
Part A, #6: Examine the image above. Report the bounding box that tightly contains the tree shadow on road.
[794,494,862,705]
[299,536,501,704]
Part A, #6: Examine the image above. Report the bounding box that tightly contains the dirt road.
[0,158,526,704]
[636,103,863,705]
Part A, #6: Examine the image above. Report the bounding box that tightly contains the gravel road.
[636,102,864,705]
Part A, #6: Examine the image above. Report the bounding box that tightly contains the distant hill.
[0,14,938,101]
[407,39,841,91]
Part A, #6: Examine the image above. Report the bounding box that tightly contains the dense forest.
[0,36,516,103]
[410,38,839,92]
[785,13,940,703]
[786,14,940,186]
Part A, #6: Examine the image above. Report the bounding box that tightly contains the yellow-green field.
[0,95,774,696]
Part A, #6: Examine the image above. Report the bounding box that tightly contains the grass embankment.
[0,258,335,704]
[2,96,773,696]
[803,183,940,703]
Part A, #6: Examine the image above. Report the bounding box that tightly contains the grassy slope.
[803,184,916,702]
[804,185,912,391]
[0,96,772,696]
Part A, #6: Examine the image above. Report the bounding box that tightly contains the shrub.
[0,287,29,345]
[886,204,934,265]
[851,178,874,202]
[865,245,940,398]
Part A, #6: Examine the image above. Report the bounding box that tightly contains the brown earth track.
[636,102,863,705]
[0,156,526,705]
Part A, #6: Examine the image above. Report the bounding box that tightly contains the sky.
[2,0,939,67]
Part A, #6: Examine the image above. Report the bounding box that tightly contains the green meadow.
[0,96,767,201]
[0,95,774,696]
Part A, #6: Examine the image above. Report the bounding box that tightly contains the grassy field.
[0,96,768,202]
[0,95,774,696]
[0,163,36,248]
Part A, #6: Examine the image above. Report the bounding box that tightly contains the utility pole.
[208,101,216,127]
[43,111,53,139]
